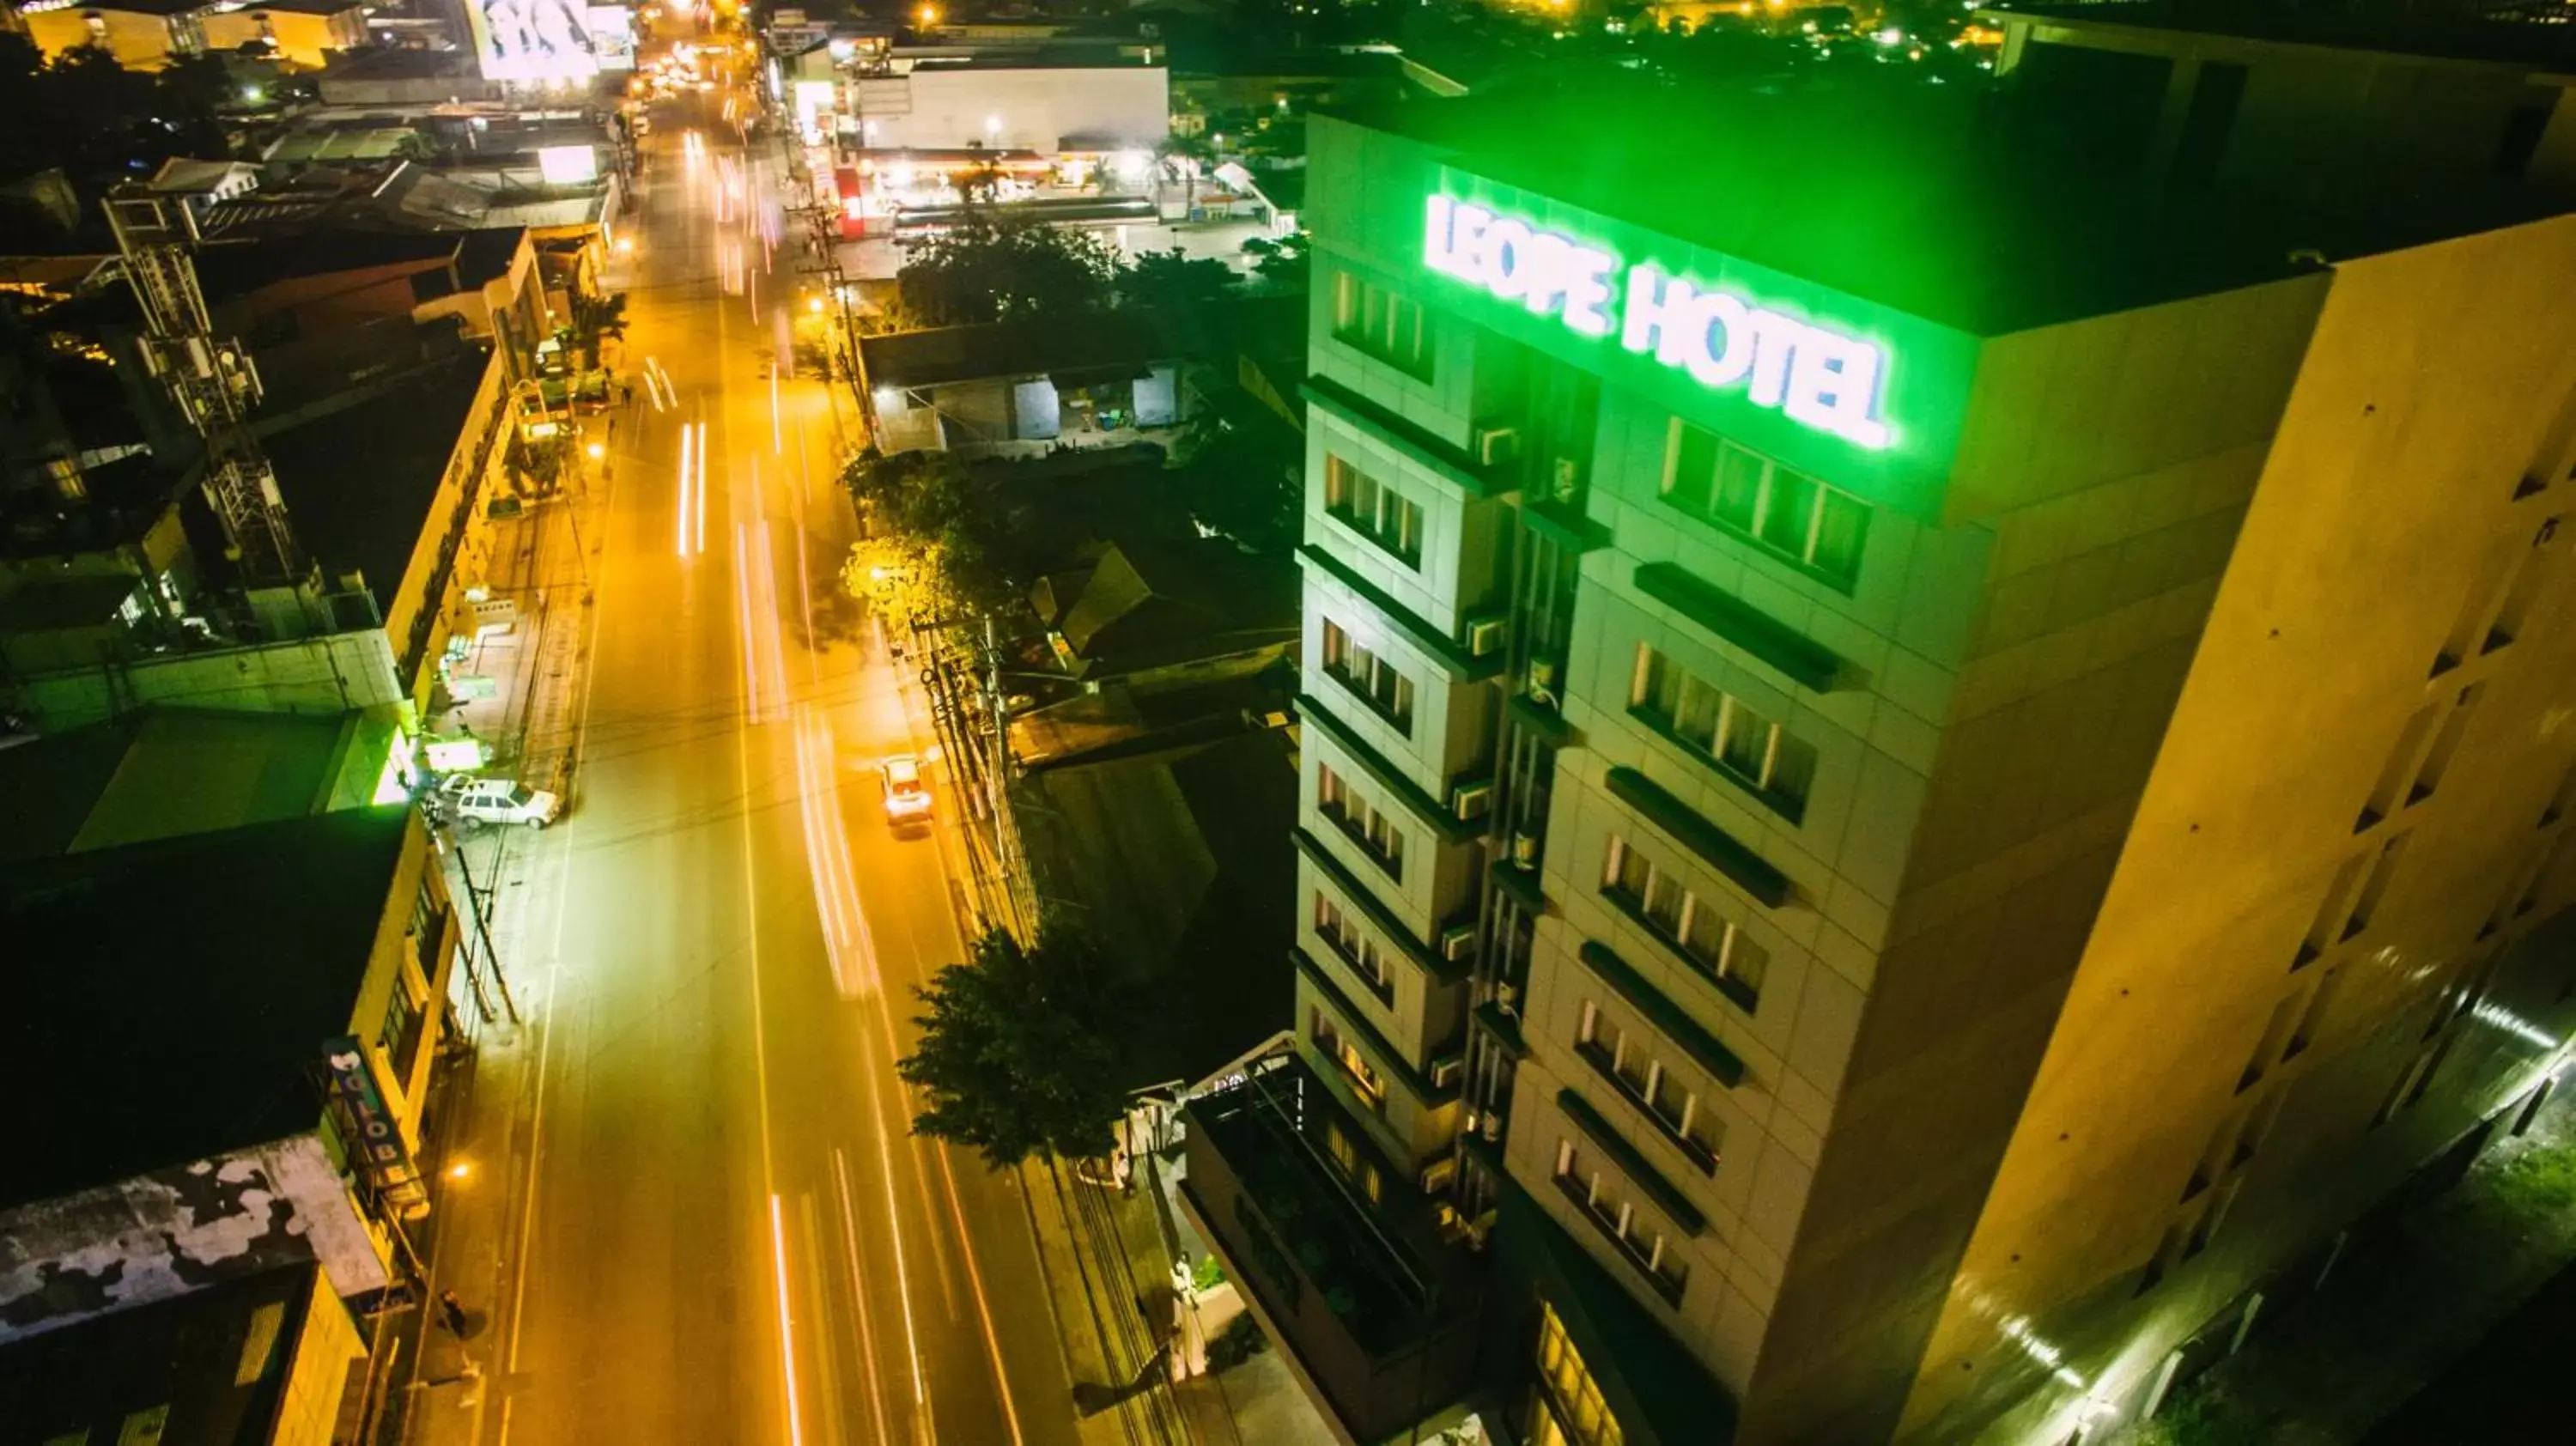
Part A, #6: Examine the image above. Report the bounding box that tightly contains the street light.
[916,3,939,25]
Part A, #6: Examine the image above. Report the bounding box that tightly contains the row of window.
[1317,762,1405,882]
[1326,271,1877,595]
[1314,890,1396,1005]
[1577,999,1722,1173]
[1323,453,1425,567]
[1629,644,1817,818]
[1553,1137,1688,1303]
[1321,618,1415,732]
[1662,420,1871,590]
[1332,272,1434,381]
[1602,834,1768,1010]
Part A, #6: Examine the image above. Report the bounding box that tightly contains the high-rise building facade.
[1176,39,2576,1446]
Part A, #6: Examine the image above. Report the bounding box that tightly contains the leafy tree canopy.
[898,931,1130,1169]
[895,212,1125,328]
[1115,248,1238,313]
[0,41,236,198]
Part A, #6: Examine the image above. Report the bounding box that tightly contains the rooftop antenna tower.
[104,186,306,588]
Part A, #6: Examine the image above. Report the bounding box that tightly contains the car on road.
[880,755,932,825]
[434,774,563,829]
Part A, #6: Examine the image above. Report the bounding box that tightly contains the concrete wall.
[352,817,458,1150]
[1727,274,2326,1444]
[10,626,406,734]
[270,1268,366,1446]
[1897,214,2576,1445]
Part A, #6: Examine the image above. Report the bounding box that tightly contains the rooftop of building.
[0,805,410,1211]
[1328,72,2576,334]
[318,46,483,81]
[0,1261,331,1441]
[17,0,209,15]
[1018,714,1297,1093]
[231,0,369,14]
[262,355,487,617]
[0,706,397,861]
[1984,0,2576,68]
[1056,536,1298,676]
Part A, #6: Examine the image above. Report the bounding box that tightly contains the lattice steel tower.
[105,188,304,586]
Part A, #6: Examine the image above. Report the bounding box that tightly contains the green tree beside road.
[898,931,1131,1169]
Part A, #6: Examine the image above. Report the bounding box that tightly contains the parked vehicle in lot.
[432,774,563,829]
[880,755,932,825]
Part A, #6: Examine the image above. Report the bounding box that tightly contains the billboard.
[587,5,636,71]
[467,0,606,82]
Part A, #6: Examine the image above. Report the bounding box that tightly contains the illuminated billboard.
[586,5,635,71]
[468,0,605,82]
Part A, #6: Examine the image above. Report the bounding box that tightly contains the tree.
[1153,131,1218,216]
[841,447,1021,617]
[895,211,1123,328]
[1170,416,1298,554]
[1115,247,1237,312]
[1240,228,1309,289]
[898,931,1130,1169]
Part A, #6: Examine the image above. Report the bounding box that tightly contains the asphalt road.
[481,82,1082,1446]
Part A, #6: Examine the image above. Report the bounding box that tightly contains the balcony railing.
[1180,1057,1479,1443]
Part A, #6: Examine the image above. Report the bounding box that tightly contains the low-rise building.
[0,807,459,1355]
[0,1262,369,1446]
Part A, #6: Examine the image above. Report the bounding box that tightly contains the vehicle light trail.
[770,1194,808,1446]
[676,422,696,556]
[832,1147,896,1446]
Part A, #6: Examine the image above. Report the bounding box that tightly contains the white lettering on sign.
[1422,195,1891,450]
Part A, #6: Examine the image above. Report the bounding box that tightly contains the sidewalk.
[375,415,619,1446]
[2117,1091,2576,1446]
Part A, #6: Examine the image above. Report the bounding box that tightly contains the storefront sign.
[322,1036,428,1213]
[1421,194,1892,451]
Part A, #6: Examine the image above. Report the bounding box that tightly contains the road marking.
[696,416,709,556]
[769,1195,807,1446]
[832,1147,896,1446]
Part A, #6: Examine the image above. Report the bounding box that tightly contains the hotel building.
[1174,19,2576,1446]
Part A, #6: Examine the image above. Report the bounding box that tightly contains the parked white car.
[434,775,563,829]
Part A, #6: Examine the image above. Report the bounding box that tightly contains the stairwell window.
[1332,271,1432,380]
[1315,891,1395,1005]
[1314,1009,1388,1111]
[1603,835,1766,1011]
[1534,1301,1625,1446]
[1322,454,1423,567]
[1662,421,1870,590]
[1631,645,1816,818]
[1317,762,1404,882]
[1321,619,1414,732]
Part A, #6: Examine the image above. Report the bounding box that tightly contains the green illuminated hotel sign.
[1423,194,1893,451]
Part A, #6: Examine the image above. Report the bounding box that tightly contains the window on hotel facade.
[1318,762,1404,882]
[1533,1301,1625,1446]
[1631,644,1817,817]
[1332,270,1432,380]
[1323,454,1423,567]
[1577,1001,1721,1172]
[1322,619,1415,732]
[1314,1008,1388,1110]
[1553,1139,1688,1303]
[1315,891,1395,1004]
[1602,835,1766,1010]
[1662,421,1870,590]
